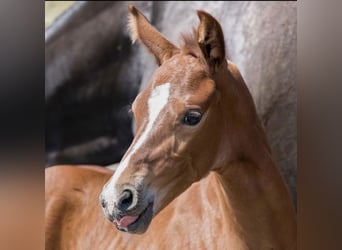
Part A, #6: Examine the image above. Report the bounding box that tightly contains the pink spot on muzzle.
[114,215,139,229]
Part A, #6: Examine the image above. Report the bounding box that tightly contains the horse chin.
[120,202,154,234]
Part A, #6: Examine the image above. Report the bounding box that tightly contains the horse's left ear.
[128,5,179,66]
[196,10,226,73]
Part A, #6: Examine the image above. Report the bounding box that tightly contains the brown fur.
[45,6,296,249]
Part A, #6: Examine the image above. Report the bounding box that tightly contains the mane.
[180,28,202,58]
[180,29,210,75]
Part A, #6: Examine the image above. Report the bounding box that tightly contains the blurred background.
[45,1,75,28]
[45,1,297,207]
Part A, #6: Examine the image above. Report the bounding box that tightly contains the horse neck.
[209,62,297,248]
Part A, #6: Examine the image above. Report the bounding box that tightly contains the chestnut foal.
[45,6,296,249]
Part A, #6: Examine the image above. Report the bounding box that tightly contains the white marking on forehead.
[133,82,171,152]
[102,83,171,211]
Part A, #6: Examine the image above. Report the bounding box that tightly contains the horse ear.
[196,10,226,73]
[128,5,179,65]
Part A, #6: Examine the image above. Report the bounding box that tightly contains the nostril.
[99,193,106,208]
[101,198,106,208]
[118,189,133,211]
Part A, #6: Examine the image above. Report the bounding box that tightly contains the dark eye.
[182,110,202,126]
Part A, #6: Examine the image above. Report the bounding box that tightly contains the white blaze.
[103,83,171,212]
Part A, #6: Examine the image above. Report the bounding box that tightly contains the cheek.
[149,134,196,178]
[178,117,221,165]
[148,158,193,203]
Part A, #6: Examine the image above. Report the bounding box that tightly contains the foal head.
[100,5,239,234]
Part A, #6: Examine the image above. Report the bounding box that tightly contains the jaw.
[151,175,196,215]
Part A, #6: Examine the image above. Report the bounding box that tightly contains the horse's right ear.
[196,10,226,73]
[128,5,179,66]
